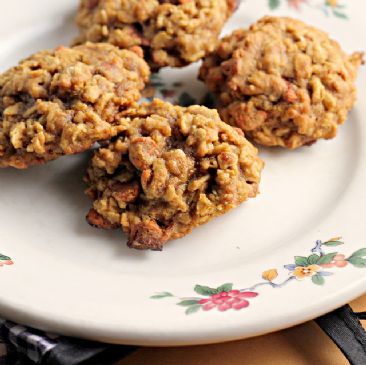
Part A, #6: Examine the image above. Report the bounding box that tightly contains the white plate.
[0,0,365,346]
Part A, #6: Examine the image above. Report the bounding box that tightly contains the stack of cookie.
[0,0,362,250]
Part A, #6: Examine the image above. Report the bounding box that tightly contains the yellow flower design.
[293,265,321,280]
[326,0,338,7]
[262,269,278,282]
[328,236,342,242]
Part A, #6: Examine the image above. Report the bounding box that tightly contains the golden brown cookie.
[0,43,150,168]
[85,99,263,250]
[199,16,363,149]
[75,0,238,70]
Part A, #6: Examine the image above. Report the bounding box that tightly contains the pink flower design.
[0,260,13,267]
[0,253,13,267]
[320,254,348,268]
[199,290,258,312]
[287,0,308,10]
[162,89,176,98]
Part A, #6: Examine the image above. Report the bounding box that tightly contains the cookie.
[0,42,150,168]
[85,99,264,250]
[199,16,363,148]
[75,0,238,70]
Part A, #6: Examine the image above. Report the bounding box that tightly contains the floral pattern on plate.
[0,254,13,267]
[145,74,215,109]
[151,238,366,314]
[268,0,348,19]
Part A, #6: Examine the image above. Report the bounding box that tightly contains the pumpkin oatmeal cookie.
[85,99,263,250]
[75,0,239,70]
[199,16,363,148]
[0,42,150,169]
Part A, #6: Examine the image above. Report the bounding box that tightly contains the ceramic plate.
[0,0,365,346]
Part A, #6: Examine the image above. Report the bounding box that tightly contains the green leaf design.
[150,75,165,87]
[332,10,348,19]
[0,254,11,261]
[268,0,280,10]
[349,248,366,258]
[322,241,344,247]
[178,92,196,107]
[150,292,173,299]
[194,285,217,296]
[178,300,199,306]
[294,256,309,267]
[316,253,338,265]
[308,254,320,265]
[185,304,201,315]
[347,256,366,268]
[216,283,233,293]
[312,274,325,285]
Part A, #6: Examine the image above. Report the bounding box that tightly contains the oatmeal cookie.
[0,42,150,169]
[85,99,263,250]
[199,16,363,148]
[75,0,239,70]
